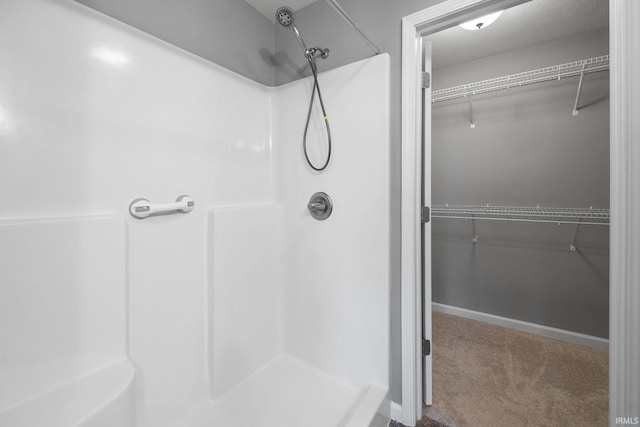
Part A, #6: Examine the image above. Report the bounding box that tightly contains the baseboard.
[432,303,609,351]
[390,401,402,423]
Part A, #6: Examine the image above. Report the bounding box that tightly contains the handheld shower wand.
[276,6,332,172]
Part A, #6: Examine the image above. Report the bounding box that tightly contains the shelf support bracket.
[572,62,587,116]
[471,215,478,244]
[570,218,582,251]
[469,94,475,128]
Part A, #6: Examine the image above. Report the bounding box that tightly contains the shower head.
[275,6,311,59]
[275,6,295,28]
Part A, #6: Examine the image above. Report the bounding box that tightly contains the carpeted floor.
[390,418,446,427]
[392,312,608,427]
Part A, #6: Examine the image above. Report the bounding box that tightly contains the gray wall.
[431,29,609,338]
[74,0,275,86]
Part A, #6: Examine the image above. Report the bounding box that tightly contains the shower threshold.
[168,354,386,427]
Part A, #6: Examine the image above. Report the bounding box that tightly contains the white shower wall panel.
[1,0,391,425]
[0,216,126,411]
[1,0,274,425]
[273,54,391,391]
[0,0,274,220]
[208,205,284,399]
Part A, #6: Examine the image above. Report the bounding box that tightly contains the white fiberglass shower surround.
[0,1,390,426]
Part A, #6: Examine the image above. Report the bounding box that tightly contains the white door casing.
[421,41,433,408]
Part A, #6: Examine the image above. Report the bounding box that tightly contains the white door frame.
[400,1,640,426]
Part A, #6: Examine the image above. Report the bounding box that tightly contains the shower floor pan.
[170,354,387,427]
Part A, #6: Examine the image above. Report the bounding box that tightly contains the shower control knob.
[307,192,333,221]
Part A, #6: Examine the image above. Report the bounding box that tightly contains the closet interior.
[429,1,609,342]
[423,0,609,424]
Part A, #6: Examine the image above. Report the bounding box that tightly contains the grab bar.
[129,195,195,219]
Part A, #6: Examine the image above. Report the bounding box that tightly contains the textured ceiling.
[427,0,609,69]
[244,0,318,23]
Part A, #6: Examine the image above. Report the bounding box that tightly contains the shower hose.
[303,58,332,172]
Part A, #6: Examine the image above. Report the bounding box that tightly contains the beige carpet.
[418,312,609,427]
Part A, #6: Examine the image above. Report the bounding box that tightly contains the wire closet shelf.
[431,205,610,226]
[431,55,609,104]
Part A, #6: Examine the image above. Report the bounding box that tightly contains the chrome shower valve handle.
[307,192,333,221]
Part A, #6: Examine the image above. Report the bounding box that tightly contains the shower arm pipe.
[325,0,381,55]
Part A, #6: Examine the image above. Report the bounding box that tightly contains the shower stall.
[0,1,390,426]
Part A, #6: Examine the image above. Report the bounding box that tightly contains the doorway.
[400,1,640,426]
[425,2,610,424]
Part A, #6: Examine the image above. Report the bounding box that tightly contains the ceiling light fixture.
[459,10,503,30]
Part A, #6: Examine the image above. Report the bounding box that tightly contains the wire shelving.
[431,55,610,105]
[431,205,609,226]
[431,205,609,250]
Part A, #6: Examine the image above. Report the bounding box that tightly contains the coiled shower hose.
[303,58,332,171]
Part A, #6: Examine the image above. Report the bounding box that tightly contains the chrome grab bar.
[129,195,195,219]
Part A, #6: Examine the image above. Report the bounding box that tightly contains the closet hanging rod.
[432,55,609,104]
[431,205,609,226]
